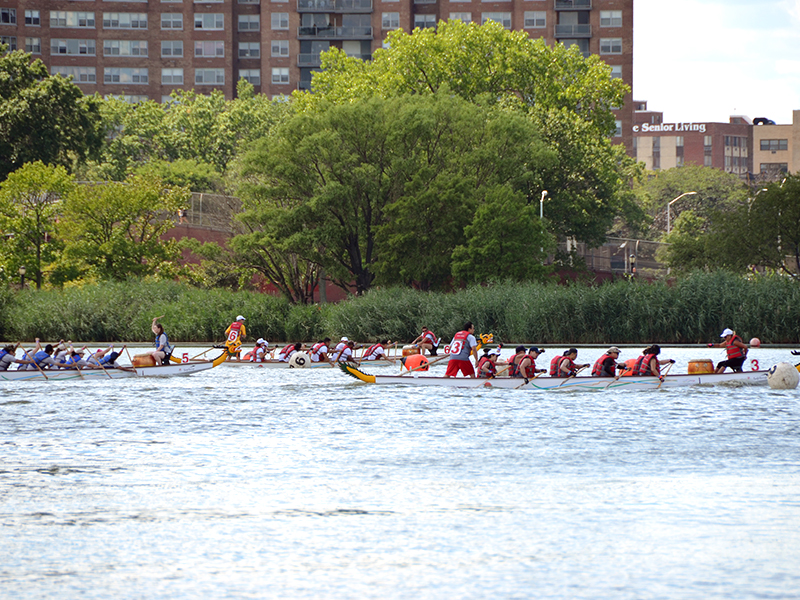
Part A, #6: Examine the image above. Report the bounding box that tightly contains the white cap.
[488,348,502,356]
[236,315,246,321]
[257,338,267,345]
[720,328,734,337]
[340,336,348,342]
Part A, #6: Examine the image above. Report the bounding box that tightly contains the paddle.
[20,346,49,380]
[557,365,588,387]
[655,361,675,390]
[514,372,545,390]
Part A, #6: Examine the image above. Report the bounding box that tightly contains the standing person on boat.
[310,338,331,363]
[708,328,749,373]
[477,348,502,378]
[411,327,439,356]
[516,347,546,379]
[592,347,622,377]
[445,322,479,378]
[151,316,174,365]
[247,339,270,363]
[550,348,589,378]
[362,340,390,361]
[0,344,26,371]
[278,342,302,363]
[224,316,247,361]
[636,345,675,376]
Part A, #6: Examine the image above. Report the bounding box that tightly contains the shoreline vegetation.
[1,272,799,346]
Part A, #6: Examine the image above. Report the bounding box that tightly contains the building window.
[195,13,224,30]
[103,13,147,29]
[382,12,400,30]
[1,36,17,51]
[195,41,225,57]
[105,40,148,57]
[162,40,184,57]
[449,13,472,24]
[25,10,40,26]
[481,13,512,29]
[50,12,96,28]
[25,37,41,54]
[270,40,288,57]
[610,65,622,79]
[599,38,622,54]
[271,13,289,30]
[760,163,788,174]
[600,10,622,27]
[271,67,290,84]
[614,120,622,137]
[239,69,261,85]
[760,139,788,151]
[162,68,184,84]
[238,14,260,31]
[240,42,261,58]
[104,67,149,84]
[52,39,96,56]
[1,9,16,25]
[161,13,183,29]
[239,0,261,3]
[524,11,545,28]
[414,14,436,29]
[195,68,225,84]
[51,66,96,83]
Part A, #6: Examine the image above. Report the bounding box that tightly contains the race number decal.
[750,359,759,371]
[449,341,463,355]
[182,353,189,363]
[227,330,239,342]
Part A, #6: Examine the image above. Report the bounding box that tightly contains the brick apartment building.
[0,0,634,149]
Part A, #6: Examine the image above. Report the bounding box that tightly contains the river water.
[2,345,800,599]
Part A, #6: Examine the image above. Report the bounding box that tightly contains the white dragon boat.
[0,353,226,382]
[338,363,769,391]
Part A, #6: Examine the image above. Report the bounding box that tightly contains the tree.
[0,46,104,181]
[0,162,75,289]
[55,174,190,281]
[452,186,555,283]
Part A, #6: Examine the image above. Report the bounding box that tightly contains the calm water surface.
[2,346,800,599]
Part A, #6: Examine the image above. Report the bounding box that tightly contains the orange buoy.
[688,359,714,374]
[403,353,429,371]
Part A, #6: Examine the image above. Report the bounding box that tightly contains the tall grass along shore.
[1,272,798,345]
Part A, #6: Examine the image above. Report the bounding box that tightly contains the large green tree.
[0,161,75,289]
[0,46,104,181]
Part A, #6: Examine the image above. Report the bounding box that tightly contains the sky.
[634,0,800,124]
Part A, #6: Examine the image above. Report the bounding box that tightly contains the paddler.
[591,347,621,377]
[335,340,357,363]
[0,344,26,371]
[224,315,247,361]
[247,338,269,363]
[550,348,589,378]
[508,346,527,377]
[477,348,502,378]
[310,338,331,363]
[516,347,546,379]
[278,342,302,363]
[708,328,749,373]
[444,321,479,378]
[87,345,125,368]
[362,340,390,361]
[636,344,675,376]
[411,327,439,356]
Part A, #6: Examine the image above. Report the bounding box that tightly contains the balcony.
[554,24,591,38]
[297,0,372,13]
[555,0,591,9]
[298,52,371,66]
[297,25,373,40]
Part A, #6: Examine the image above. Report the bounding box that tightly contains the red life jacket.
[518,355,537,379]
[363,343,383,360]
[725,335,746,359]
[592,354,613,377]
[477,356,496,378]
[422,331,438,345]
[311,341,327,358]
[620,358,638,377]
[638,353,660,376]
[509,353,526,377]
[247,344,263,362]
[279,344,294,358]
[549,355,564,376]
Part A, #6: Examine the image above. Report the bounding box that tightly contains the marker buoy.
[289,351,309,368]
[403,353,429,371]
[767,362,799,390]
[749,337,761,348]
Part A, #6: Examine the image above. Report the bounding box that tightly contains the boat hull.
[339,364,769,391]
[0,361,216,382]
[220,359,400,369]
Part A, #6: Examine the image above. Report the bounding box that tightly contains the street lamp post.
[667,191,698,234]
[19,265,26,289]
[540,190,548,220]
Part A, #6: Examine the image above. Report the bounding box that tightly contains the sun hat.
[257,338,267,345]
[607,346,621,354]
[341,336,349,342]
[489,348,502,356]
[236,315,246,321]
[720,328,734,337]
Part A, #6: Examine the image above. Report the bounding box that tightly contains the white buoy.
[749,337,761,348]
[767,362,799,390]
[289,351,309,369]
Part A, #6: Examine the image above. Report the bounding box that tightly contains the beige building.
[751,110,800,179]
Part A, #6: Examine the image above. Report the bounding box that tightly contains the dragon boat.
[338,363,770,391]
[0,352,227,382]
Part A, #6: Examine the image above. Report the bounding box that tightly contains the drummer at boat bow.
[224,315,247,361]
[445,322,479,378]
[592,347,621,377]
[550,348,590,378]
[411,327,439,356]
[708,328,750,373]
[151,316,174,365]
